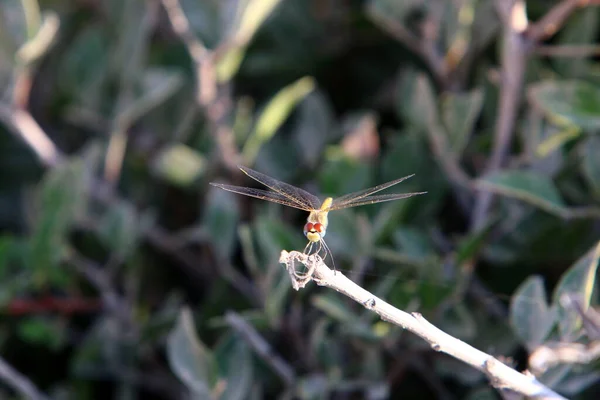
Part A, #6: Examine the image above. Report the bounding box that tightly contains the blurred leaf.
[119,67,185,125]
[557,370,600,396]
[166,307,216,398]
[509,276,555,348]
[152,144,206,187]
[293,91,335,168]
[17,316,66,350]
[98,201,148,260]
[319,158,372,198]
[553,241,600,341]
[203,187,240,257]
[243,76,315,164]
[216,46,247,84]
[399,73,439,132]
[464,387,498,400]
[215,336,253,400]
[392,228,435,261]
[441,87,484,155]
[217,0,284,82]
[454,220,494,264]
[439,303,477,341]
[29,158,91,281]
[553,8,599,78]
[58,25,110,108]
[535,125,580,158]
[311,294,355,323]
[476,171,565,216]
[582,135,600,197]
[528,81,600,130]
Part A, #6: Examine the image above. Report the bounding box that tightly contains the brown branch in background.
[225,311,296,386]
[535,44,600,57]
[525,0,597,42]
[366,4,449,89]
[471,1,528,230]
[0,357,49,400]
[160,0,239,170]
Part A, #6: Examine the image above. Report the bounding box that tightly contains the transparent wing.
[239,166,321,210]
[328,191,427,211]
[330,174,415,209]
[209,183,315,211]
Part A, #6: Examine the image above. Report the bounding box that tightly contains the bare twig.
[279,250,566,399]
[67,249,132,325]
[529,341,600,374]
[525,0,597,42]
[535,44,600,57]
[366,4,449,89]
[160,0,239,169]
[0,105,63,167]
[0,356,49,400]
[471,1,528,230]
[225,311,296,386]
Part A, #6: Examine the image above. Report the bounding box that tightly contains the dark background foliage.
[1,0,600,399]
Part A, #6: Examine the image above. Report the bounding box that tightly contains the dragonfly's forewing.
[239,166,321,210]
[328,191,427,210]
[209,183,315,211]
[329,174,416,210]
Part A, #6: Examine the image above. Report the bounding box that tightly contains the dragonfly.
[210,166,426,267]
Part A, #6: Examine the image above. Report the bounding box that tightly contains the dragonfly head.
[304,222,325,242]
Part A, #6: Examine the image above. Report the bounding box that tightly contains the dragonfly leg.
[303,241,314,255]
[321,239,336,274]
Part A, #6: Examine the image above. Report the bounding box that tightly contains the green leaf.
[29,158,91,280]
[400,73,439,132]
[528,81,600,130]
[293,91,334,167]
[311,294,355,323]
[202,188,240,258]
[553,8,599,78]
[582,135,600,198]
[17,316,66,350]
[118,67,184,126]
[151,144,206,187]
[392,228,435,261]
[243,76,315,164]
[552,242,600,341]
[98,201,149,260]
[58,26,110,108]
[476,171,565,216]
[166,307,215,398]
[509,276,555,348]
[216,0,284,82]
[441,87,484,155]
[216,336,253,400]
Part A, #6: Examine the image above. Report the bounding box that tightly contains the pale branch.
[366,4,449,89]
[279,250,566,400]
[0,105,63,168]
[0,356,50,400]
[160,0,239,170]
[471,0,528,230]
[525,0,598,42]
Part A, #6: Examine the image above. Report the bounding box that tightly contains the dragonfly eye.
[313,222,324,233]
[304,223,314,233]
